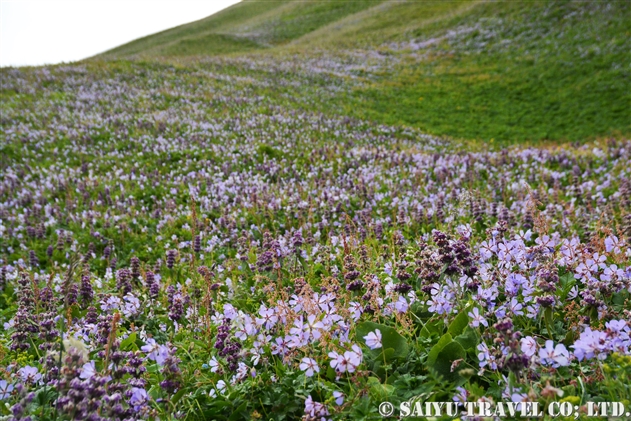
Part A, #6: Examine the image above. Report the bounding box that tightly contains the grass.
[98,0,290,57]
[326,0,631,143]
[159,33,262,56]
[95,0,630,144]
[344,48,630,143]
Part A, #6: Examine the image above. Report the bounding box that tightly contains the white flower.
[363,329,382,350]
[216,380,226,393]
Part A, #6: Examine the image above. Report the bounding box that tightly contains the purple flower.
[393,296,409,313]
[129,387,148,407]
[18,365,41,384]
[304,395,330,420]
[271,336,289,356]
[79,361,96,380]
[520,336,538,357]
[123,293,140,318]
[572,327,608,361]
[468,307,488,328]
[0,380,14,400]
[299,357,320,377]
[101,295,122,312]
[344,345,363,373]
[604,235,623,254]
[328,350,348,373]
[333,391,344,406]
[348,302,363,321]
[383,262,393,276]
[363,329,382,350]
[453,386,469,403]
[539,340,570,367]
[255,306,278,330]
[141,338,170,365]
[477,342,498,370]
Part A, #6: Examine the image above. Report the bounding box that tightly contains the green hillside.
[98,0,631,143]
[100,0,390,58]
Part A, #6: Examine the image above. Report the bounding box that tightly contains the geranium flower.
[539,340,570,367]
[468,307,488,328]
[299,357,320,377]
[363,329,382,350]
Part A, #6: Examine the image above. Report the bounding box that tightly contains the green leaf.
[447,309,469,337]
[120,332,138,351]
[419,318,444,338]
[148,385,161,400]
[35,386,57,406]
[367,376,395,401]
[426,333,453,367]
[454,327,478,351]
[228,402,248,420]
[356,322,409,362]
[543,307,554,332]
[612,290,628,306]
[70,305,83,320]
[428,341,466,383]
[171,388,186,405]
[326,366,337,380]
[559,273,577,300]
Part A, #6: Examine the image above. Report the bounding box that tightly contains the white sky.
[0,0,241,67]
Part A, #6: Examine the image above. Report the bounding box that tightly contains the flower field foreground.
[1,62,630,420]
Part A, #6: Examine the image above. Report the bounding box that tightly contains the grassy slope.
[100,0,387,57]
[334,0,631,143]
[99,0,631,144]
[99,1,290,57]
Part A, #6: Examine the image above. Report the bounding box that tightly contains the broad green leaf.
[228,402,249,420]
[454,327,478,351]
[419,318,444,338]
[426,333,453,367]
[148,385,161,400]
[447,309,469,337]
[356,322,409,362]
[428,341,466,383]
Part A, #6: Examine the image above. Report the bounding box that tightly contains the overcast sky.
[0,0,241,67]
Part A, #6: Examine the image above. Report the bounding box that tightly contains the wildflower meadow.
[1,1,630,420]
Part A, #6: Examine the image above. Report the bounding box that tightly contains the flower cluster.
[0,54,629,421]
